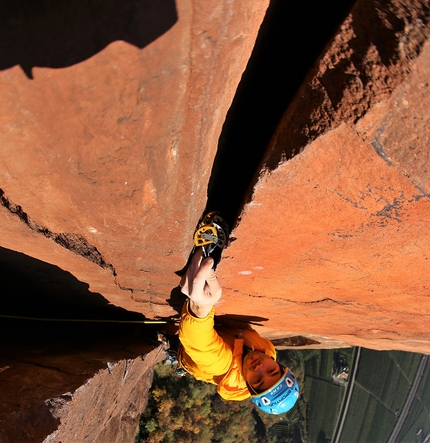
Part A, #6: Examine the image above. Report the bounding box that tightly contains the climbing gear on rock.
[193,211,229,257]
[163,350,179,366]
[157,331,187,376]
[158,333,178,365]
[251,366,300,415]
[157,332,170,350]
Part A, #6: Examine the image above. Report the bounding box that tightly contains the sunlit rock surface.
[219,0,430,354]
[1,0,430,442]
[0,0,270,318]
[0,1,270,441]
[43,348,165,443]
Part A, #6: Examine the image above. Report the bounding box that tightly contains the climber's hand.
[180,248,222,318]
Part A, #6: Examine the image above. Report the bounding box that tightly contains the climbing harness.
[193,211,229,257]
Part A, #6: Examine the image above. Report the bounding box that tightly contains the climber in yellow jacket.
[177,248,299,415]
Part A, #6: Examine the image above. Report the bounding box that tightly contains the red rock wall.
[0,345,164,443]
[0,0,270,318]
[0,3,270,441]
[44,348,165,443]
[218,0,430,354]
[1,0,430,442]
[0,0,428,356]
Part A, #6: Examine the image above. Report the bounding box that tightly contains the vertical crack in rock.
[205,0,356,228]
[205,0,430,224]
[0,188,116,276]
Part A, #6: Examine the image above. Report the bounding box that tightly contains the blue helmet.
[251,366,299,414]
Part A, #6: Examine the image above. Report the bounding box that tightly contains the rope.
[0,314,169,324]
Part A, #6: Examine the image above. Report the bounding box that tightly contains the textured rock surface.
[43,348,165,443]
[0,2,271,442]
[1,0,430,442]
[0,299,162,443]
[0,0,270,318]
[218,0,430,354]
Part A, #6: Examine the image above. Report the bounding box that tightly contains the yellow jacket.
[178,301,276,401]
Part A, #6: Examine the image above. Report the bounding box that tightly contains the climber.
[177,247,299,415]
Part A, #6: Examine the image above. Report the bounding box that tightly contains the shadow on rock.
[0,246,146,321]
[0,246,161,443]
[0,0,177,78]
[166,285,187,317]
[166,285,269,328]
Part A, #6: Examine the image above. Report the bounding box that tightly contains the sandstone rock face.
[0,288,163,443]
[0,2,271,441]
[44,348,165,443]
[0,0,270,318]
[218,0,430,354]
[0,346,164,443]
[1,0,430,442]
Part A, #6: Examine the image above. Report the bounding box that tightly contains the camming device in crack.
[193,211,229,257]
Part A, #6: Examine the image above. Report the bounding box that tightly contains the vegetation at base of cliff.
[135,351,306,443]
